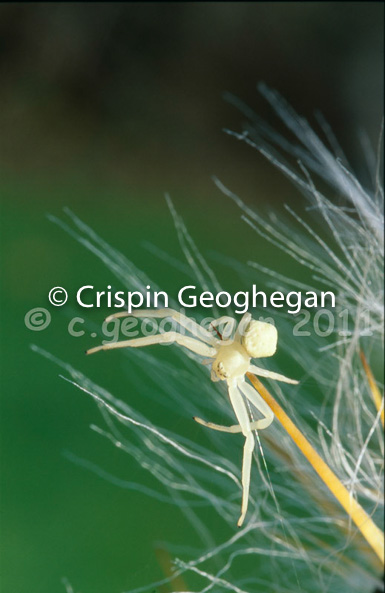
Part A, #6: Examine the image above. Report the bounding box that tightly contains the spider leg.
[86,331,217,357]
[227,380,254,527]
[211,316,236,340]
[248,364,299,385]
[238,378,274,430]
[194,416,264,434]
[234,312,252,342]
[195,376,276,435]
[105,308,216,345]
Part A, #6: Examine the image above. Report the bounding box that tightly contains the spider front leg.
[194,376,276,433]
[86,331,217,358]
[234,312,252,341]
[210,316,236,341]
[104,308,216,345]
[227,380,255,527]
[237,378,274,430]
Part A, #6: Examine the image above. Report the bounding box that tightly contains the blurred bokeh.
[1,4,383,593]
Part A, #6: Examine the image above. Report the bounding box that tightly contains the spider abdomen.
[242,320,278,358]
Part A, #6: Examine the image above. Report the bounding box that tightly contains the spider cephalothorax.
[87,308,298,526]
[212,342,250,381]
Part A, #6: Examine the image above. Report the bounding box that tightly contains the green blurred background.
[1,3,383,592]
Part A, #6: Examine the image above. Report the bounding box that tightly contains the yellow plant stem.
[246,373,385,565]
[155,545,187,591]
[360,351,384,427]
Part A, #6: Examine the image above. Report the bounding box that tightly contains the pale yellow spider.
[87,309,298,526]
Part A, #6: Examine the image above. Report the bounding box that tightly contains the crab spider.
[87,308,298,527]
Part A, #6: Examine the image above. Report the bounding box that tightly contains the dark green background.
[1,4,383,592]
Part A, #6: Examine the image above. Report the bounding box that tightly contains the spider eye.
[242,320,278,358]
